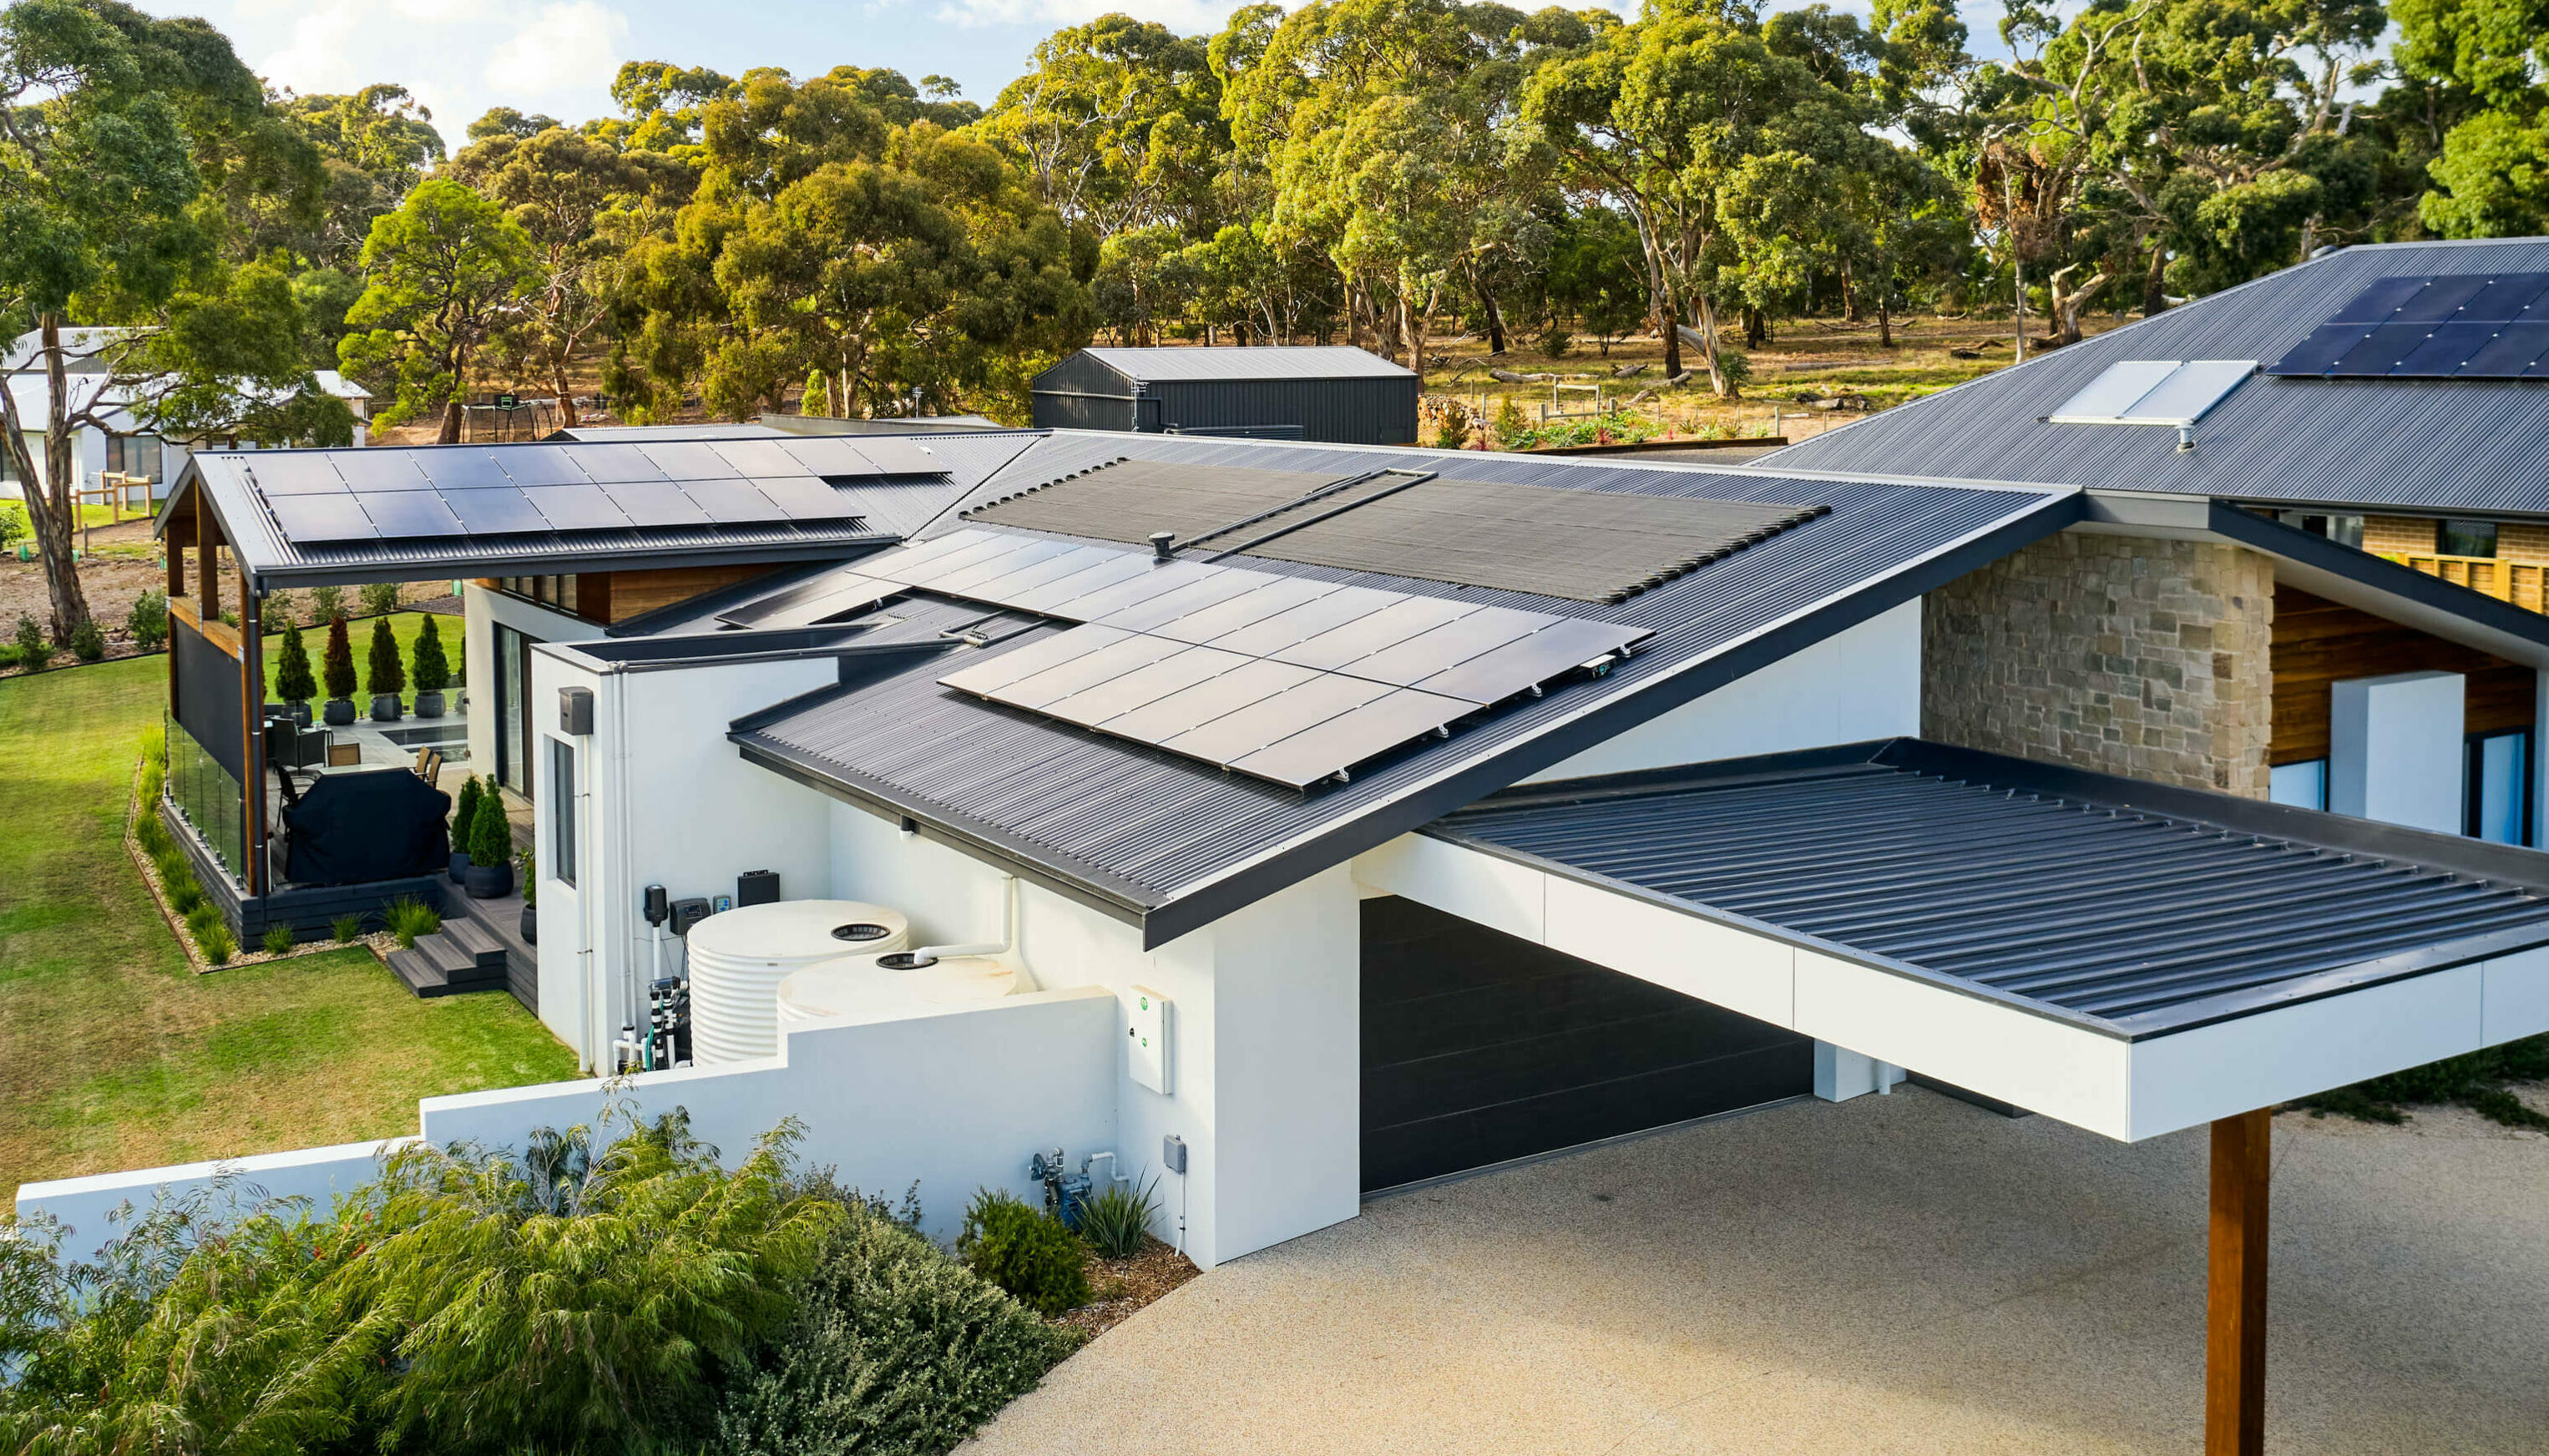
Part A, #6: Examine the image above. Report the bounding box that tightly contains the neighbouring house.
[0,326,371,505]
[1030,345,1419,443]
[65,238,2549,1453]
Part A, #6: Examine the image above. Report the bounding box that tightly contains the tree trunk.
[17,315,91,639]
[2048,264,2111,347]
[1840,260,1861,323]
[1742,306,1767,349]
[553,364,579,429]
[1879,285,1894,348]
[1696,294,1738,399]
[2142,240,2170,317]
[1402,286,1429,391]
[438,399,464,444]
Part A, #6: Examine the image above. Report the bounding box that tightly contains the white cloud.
[485,1,631,98]
[928,0,1235,35]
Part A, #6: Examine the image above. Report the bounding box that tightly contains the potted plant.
[321,614,357,725]
[519,844,537,943]
[465,788,513,898]
[273,622,316,725]
[367,617,405,721]
[449,774,481,882]
[411,614,450,718]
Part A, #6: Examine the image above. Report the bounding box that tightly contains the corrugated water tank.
[688,901,911,1063]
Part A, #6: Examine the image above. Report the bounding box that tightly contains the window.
[549,736,577,887]
[2274,511,2364,549]
[497,575,585,619]
[2269,759,2327,811]
[2466,730,2529,844]
[105,433,163,482]
[2439,519,2499,558]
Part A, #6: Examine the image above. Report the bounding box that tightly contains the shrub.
[263,587,296,625]
[308,584,345,624]
[384,895,440,948]
[1078,1176,1160,1260]
[469,785,511,867]
[1433,409,1469,450]
[274,621,316,705]
[331,912,366,943]
[2299,1034,2549,1130]
[141,725,166,768]
[167,877,205,917]
[127,590,168,651]
[955,1189,1090,1317]
[135,813,170,857]
[1536,325,1572,358]
[0,498,25,549]
[13,612,48,667]
[717,1193,1075,1456]
[195,918,233,965]
[453,774,483,842]
[411,613,449,691]
[1494,395,1529,447]
[359,580,399,617]
[321,614,356,700]
[68,615,104,662]
[366,617,405,697]
[261,923,296,956]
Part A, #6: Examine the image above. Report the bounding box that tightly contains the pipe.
[897,873,1022,974]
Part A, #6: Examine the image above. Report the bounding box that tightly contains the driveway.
[967,1084,2549,1454]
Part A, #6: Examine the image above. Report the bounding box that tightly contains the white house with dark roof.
[34,242,2549,1453]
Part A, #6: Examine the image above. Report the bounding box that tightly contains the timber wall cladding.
[599,564,778,621]
[2268,584,2533,766]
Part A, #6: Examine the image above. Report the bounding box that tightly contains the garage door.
[1362,896,1811,1191]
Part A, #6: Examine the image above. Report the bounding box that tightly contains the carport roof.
[1434,737,2549,1038]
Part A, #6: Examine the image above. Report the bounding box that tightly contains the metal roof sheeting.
[1761,239,2549,515]
[1070,346,1414,382]
[731,432,2079,943]
[1435,739,2549,1035]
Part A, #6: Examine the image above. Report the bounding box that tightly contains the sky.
[156,0,2007,153]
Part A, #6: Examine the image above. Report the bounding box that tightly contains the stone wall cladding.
[1923,532,2274,797]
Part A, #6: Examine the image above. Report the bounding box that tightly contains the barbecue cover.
[282,769,451,886]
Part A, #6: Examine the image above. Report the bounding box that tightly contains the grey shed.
[1030,346,1419,445]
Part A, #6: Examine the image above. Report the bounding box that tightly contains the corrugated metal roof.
[731,432,2079,943]
[1070,346,1415,382]
[1434,738,2549,1035]
[1759,239,2549,516]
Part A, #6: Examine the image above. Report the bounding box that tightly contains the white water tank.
[777,948,1021,1027]
[687,901,909,1064]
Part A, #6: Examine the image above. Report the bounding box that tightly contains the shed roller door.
[1361,897,1811,1191]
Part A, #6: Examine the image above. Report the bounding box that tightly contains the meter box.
[1125,986,1171,1095]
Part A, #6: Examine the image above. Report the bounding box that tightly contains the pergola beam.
[2205,1108,2270,1456]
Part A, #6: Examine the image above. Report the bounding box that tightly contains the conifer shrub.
[274,622,317,705]
[453,773,483,840]
[411,614,449,692]
[954,1189,1090,1317]
[365,617,404,697]
[321,614,357,700]
[469,786,511,868]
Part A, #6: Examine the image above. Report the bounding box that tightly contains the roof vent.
[1150,530,1176,560]
[2177,424,2197,452]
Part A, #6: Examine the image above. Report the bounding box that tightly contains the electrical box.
[1125,986,1171,1095]
[559,686,594,736]
[669,897,711,937]
[736,869,780,907]
[1161,1134,1186,1175]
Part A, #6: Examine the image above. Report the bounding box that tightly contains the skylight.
[2048,359,2258,426]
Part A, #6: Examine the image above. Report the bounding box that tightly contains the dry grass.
[0,653,575,1204]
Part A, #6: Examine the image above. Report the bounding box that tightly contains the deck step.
[420,932,476,977]
[443,916,508,973]
[387,946,455,997]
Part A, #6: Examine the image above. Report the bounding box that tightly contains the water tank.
[686,901,909,1064]
[777,948,1021,1027]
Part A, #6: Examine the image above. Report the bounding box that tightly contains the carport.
[1362,737,2549,1456]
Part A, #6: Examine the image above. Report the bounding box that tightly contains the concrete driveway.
[967,1084,2549,1455]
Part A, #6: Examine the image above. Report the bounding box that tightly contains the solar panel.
[1033,558,1226,619]
[640,441,741,479]
[266,492,378,542]
[523,484,631,532]
[1340,607,1552,697]
[596,479,711,528]
[498,450,594,488]
[2048,359,2254,425]
[992,631,1191,710]
[956,543,1124,603]
[749,475,863,522]
[849,437,943,475]
[1001,553,1161,614]
[1142,577,1340,645]
[1094,657,1322,742]
[1226,688,1474,789]
[360,489,465,538]
[1038,644,1252,728]
[2270,273,2549,377]
[1269,596,1479,672]
[716,571,899,629]
[333,451,429,491]
[245,456,348,496]
[675,478,792,524]
[439,487,550,534]
[778,437,878,478]
[569,444,668,483]
[712,440,807,478]
[866,530,1037,586]
[938,624,1132,697]
[420,449,516,488]
[2046,360,2179,423]
[1410,618,1648,703]
[1087,570,1267,633]
[928,536,1080,594]
[1156,671,1393,767]
[1203,584,1417,657]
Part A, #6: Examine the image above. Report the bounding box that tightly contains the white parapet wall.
[18,987,1120,1260]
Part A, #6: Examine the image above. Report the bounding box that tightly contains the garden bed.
[1059,1235,1202,1341]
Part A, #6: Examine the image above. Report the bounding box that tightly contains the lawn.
[0,652,574,1205]
[261,609,463,715]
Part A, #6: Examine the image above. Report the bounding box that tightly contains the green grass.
[261,609,464,713]
[0,653,574,1204]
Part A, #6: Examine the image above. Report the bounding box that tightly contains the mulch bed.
[1057,1236,1201,1341]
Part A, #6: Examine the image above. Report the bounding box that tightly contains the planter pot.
[413,690,446,719]
[370,693,403,722]
[464,861,513,900]
[322,698,356,726]
[448,850,471,885]
[282,701,312,726]
[520,902,538,944]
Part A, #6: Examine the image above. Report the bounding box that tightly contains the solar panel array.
[246,437,948,546]
[2268,272,2549,379]
[771,528,1649,789]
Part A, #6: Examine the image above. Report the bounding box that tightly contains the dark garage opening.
[1362,896,1813,1191]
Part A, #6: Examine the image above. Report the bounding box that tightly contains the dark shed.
[1030,346,1419,445]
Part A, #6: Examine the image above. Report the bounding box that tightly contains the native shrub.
[384,896,440,948]
[954,1190,1089,1317]
[126,589,168,652]
[331,912,366,943]
[1077,1176,1160,1260]
[13,613,47,668]
[359,581,399,617]
[261,923,296,956]
[309,584,345,624]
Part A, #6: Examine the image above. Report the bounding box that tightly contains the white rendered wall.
[534,647,838,1065]
[1525,599,1919,781]
[2329,670,2464,834]
[14,1139,408,1264]
[462,584,605,776]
